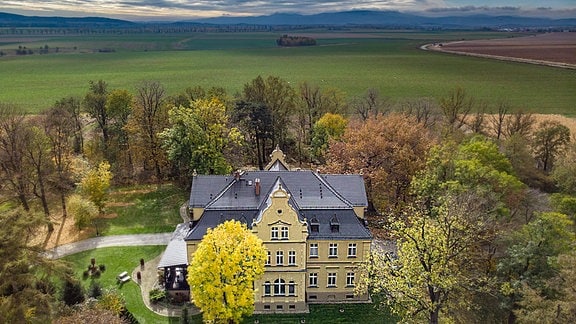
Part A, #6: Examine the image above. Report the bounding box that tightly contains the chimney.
[255,178,261,196]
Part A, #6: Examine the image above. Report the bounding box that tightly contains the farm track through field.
[421,43,576,70]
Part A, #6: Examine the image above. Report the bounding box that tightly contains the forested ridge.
[1,76,575,323]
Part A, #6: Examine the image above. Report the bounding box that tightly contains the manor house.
[158,147,372,313]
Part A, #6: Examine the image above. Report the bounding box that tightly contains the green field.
[1,30,575,115]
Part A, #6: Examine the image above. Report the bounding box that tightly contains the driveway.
[45,233,173,259]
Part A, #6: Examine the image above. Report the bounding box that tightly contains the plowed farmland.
[438,32,576,66]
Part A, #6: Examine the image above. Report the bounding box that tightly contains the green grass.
[62,246,179,324]
[63,246,395,324]
[1,30,574,115]
[97,183,187,236]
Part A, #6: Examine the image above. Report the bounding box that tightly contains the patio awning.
[158,239,188,268]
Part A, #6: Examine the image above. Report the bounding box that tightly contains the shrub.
[88,281,102,299]
[149,288,167,304]
[99,264,106,272]
[62,279,85,306]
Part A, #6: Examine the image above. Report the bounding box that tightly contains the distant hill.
[0,12,135,28]
[189,10,576,29]
[1,10,575,29]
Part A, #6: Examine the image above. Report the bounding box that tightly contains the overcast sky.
[1,0,575,21]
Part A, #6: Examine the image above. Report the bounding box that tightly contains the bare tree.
[399,98,440,129]
[440,87,473,130]
[353,88,389,121]
[489,101,509,140]
[504,110,535,139]
[83,80,110,154]
[0,104,31,211]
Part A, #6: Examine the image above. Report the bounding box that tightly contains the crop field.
[1,30,575,115]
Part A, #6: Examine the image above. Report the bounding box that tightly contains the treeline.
[1,76,576,322]
[276,34,317,46]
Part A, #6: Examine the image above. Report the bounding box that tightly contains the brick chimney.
[255,178,261,196]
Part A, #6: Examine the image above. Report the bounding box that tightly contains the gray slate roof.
[157,223,191,268]
[185,170,371,242]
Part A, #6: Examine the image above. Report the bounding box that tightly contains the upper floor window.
[346,272,355,287]
[329,243,338,258]
[327,272,337,287]
[276,251,284,265]
[265,250,271,266]
[309,243,318,258]
[288,250,296,265]
[271,227,279,240]
[310,217,319,232]
[309,273,318,287]
[330,215,340,233]
[348,243,357,257]
[281,226,289,239]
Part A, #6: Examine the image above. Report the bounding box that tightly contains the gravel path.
[45,233,173,259]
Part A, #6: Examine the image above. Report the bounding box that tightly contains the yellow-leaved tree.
[187,220,266,324]
[80,161,112,213]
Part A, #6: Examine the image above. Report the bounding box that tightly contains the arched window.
[288,281,296,296]
[274,278,286,296]
[264,281,271,296]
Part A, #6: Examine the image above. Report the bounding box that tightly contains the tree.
[439,87,473,130]
[310,112,347,163]
[0,104,31,211]
[357,198,493,324]
[514,251,576,323]
[532,120,570,172]
[23,120,54,229]
[187,220,266,324]
[106,89,133,173]
[232,100,273,170]
[242,75,297,153]
[84,80,110,154]
[324,113,434,215]
[54,96,84,154]
[0,208,70,323]
[160,98,242,178]
[44,105,76,218]
[552,142,576,194]
[352,88,389,121]
[126,80,169,181]
[80,161,112,213]
[489,101,510,140]
[497,212,575,322]
[67,194,99,229]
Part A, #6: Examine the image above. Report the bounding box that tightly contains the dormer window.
[310,217,319,233]
[330,215,340,233]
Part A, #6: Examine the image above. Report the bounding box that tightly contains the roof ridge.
[313,172,354,208]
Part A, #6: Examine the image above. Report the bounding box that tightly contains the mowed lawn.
[1,30,574,115]
[63,246,395,324]
[98,184,187,236]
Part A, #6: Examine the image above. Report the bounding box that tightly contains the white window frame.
[309,243,318,258]
[276,250,284,265]
[309,273,318,287]
[327,272,337,287]
[288,250,296,265]
[271,227,279,240]
[348,243,357,257]
[281,226,289,239]
[265,250,270,266]
[329,243,338,258]
[346,272,355,287]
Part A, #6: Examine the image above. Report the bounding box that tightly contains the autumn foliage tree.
[324,113,434,215]
[187,220,266,324]
[80,161,112,213]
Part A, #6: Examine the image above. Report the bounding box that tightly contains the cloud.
[1,0,574,20]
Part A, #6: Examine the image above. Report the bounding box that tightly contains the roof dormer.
[265,145,289,171]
